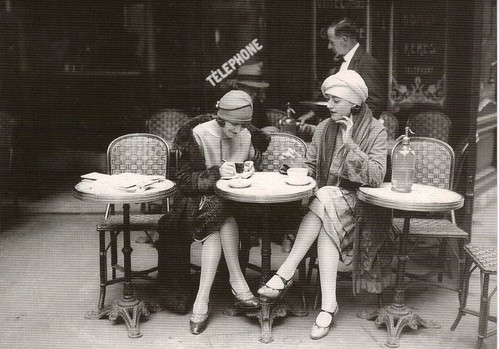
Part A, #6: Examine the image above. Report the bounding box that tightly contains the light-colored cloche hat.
[321,70,368,106]
[217,90,253,123]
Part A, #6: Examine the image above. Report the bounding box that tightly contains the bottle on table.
[279,102,298,135]
[391,127,416,193]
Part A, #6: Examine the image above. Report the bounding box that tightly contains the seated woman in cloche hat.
[156,90,270,335]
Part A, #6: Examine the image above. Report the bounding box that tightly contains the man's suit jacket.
[328,46,387,118]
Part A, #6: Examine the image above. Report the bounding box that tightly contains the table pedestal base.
[358,305,440,348]
[85,297,150,338]
[224,297,307,343]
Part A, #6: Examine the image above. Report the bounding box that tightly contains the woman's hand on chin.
[336,115,354,146]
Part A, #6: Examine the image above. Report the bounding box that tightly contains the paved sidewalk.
[0,178,496,349]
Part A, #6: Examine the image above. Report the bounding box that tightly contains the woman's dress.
[306,104,395,294]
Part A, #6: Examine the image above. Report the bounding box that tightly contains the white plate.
[221,175,238,180]
[228,179,251,189]
[285,177,312,186]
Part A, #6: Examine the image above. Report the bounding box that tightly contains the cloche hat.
[217,90,253,123]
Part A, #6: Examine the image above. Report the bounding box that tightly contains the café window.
[389,0,447,107]
[478,0,496,114]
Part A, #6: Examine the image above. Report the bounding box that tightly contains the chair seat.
[97,214,163,231]
[465,245,497,273]
[393,218,469,239]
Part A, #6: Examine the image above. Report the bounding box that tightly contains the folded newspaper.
[81,172,165,191]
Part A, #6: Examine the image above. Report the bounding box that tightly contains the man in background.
[299,18,386,127]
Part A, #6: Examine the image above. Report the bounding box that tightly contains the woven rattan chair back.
[107,133,170,178]
[146,109,190,148]
[265,109,287,127]
[380,111,399,141]
[260,133,307,172]
[391,136,455,190]
[407,111,452,142]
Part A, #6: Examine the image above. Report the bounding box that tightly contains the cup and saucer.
[285,168,312,186]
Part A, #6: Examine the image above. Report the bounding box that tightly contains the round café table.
[216,172,317,343]
[73,178,176,338]
[356,182,464,348]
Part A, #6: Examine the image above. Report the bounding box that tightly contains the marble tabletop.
[215,172,317,204]
[73,176,176,204]
[357,182,464,212]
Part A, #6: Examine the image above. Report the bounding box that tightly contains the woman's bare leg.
[265,210,322,289]
[315,229,339,326]
[192,232,222,314]
[219,217,251,293]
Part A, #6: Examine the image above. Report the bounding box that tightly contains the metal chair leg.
[475,274,491,349]
[111,231,119,279]
[450,255,474,331]
[437,238,448,282]
[98,230,107,310]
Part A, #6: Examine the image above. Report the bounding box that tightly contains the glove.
[220,162,236,177]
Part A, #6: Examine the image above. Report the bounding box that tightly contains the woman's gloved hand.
[278,163,290,175]
[279,147,305,169]
[241,161,255,179]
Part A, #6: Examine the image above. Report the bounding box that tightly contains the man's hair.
[329,18,358,39]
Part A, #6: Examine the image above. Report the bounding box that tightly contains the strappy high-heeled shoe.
[310,306,339,340]
[257,273,293,299]
[190,312,209,335]
[231,286,260,309]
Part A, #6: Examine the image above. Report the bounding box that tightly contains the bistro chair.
[407,111,452,142]
[391,137,469,291]
[240,132,308,307]
[144,109,189,214]
[95,133,170,310]
[146,109,190,149]
[451,244,496,349]
[257,132,307,172]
